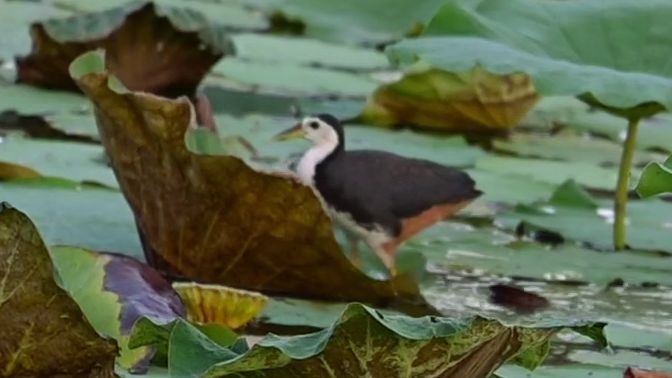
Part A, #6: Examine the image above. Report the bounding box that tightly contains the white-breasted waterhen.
[275,114,482,275]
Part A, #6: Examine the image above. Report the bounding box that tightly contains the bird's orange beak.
[273,122,305,141]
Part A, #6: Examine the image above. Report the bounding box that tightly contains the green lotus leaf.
[498,180,672,252]
[242,0,446,44]
[389,0,672,117]
[636,156,672,198]
[131,303,606,378]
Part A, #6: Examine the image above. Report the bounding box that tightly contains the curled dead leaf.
[0,203,117,377]
[362,67,538,132]
[0,161,40,180]
[70,51,428,313]
[16,1,233,99]
[173,282,267,329]
[50,247,186,373]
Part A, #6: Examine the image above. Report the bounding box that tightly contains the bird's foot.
[347,233,363,270]
[350,252,363,270]
[376,242,398,277]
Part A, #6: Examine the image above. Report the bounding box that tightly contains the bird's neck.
[296,141,341,185]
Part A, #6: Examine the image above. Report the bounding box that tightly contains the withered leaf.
[50,247,185,373]
[362,67,539,132]
[16,1,233,99]
[0,161,40,180]
[172,282,268,329]
[71,51,426,312]
[0,203,117,377]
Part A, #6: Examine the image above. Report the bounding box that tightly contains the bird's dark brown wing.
[314,150,481,235]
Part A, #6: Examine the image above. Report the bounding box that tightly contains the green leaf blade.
[128,303,607,377]
[389,0,672,114]
[636,157,672,198]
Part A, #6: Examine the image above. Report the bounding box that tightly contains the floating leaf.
[410,222,672,286]
[259,297,349,329]
[636,156,672,198]
[602,325,672,353]
[0,179,143,256]
[244,0,447,44]
[50,247,185,373]
[548,180,598,209]
[0,203,117,377]
[475,156,622,191]
[173,282,268,329]
[0,83,90,114]
[200,85,299,117]
[0,134,116,187]
[390,0,672,117]
[494,132,665,166]
[49,0,269,30]
[132,303,606,378]
[212,58,377,97]
[0,1,68,62]
[128,316,240,370]
[17,1,234,98]
[206,39,379,108]
[496,364,623,378]
[230,33,388,70]
[498,181,672,252]
[522,97,672,153]
[155,0,269,30]
[567,350,672,373]
[466,170,555,205]
[70,50,426,310]
[362,66,538,131]
[0,161,40,180]
[44,112,100,141]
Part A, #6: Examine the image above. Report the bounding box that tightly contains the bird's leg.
[346,232,362,269]
[375,242,398,276]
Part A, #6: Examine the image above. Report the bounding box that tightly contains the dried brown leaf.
[17,2,232,99]
[50,247,185,373]
[173,282,267,329]
[73,58,428,312]
[0,161,40,180]
[362,67,539,132]
[0,203,117,377]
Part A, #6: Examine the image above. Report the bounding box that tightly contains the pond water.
[424,270,672,331]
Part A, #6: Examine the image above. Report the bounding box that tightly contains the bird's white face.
[273,115,341,183]
[300,116,339,147]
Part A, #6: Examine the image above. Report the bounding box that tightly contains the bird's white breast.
[296,143,335,185]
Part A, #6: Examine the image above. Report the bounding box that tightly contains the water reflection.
[423,269,672,330]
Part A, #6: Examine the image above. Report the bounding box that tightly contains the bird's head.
[274,114,344,149]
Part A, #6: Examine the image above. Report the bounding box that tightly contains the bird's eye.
[309,121,319,129]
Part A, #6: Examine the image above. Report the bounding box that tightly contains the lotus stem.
[613,117,640,250]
